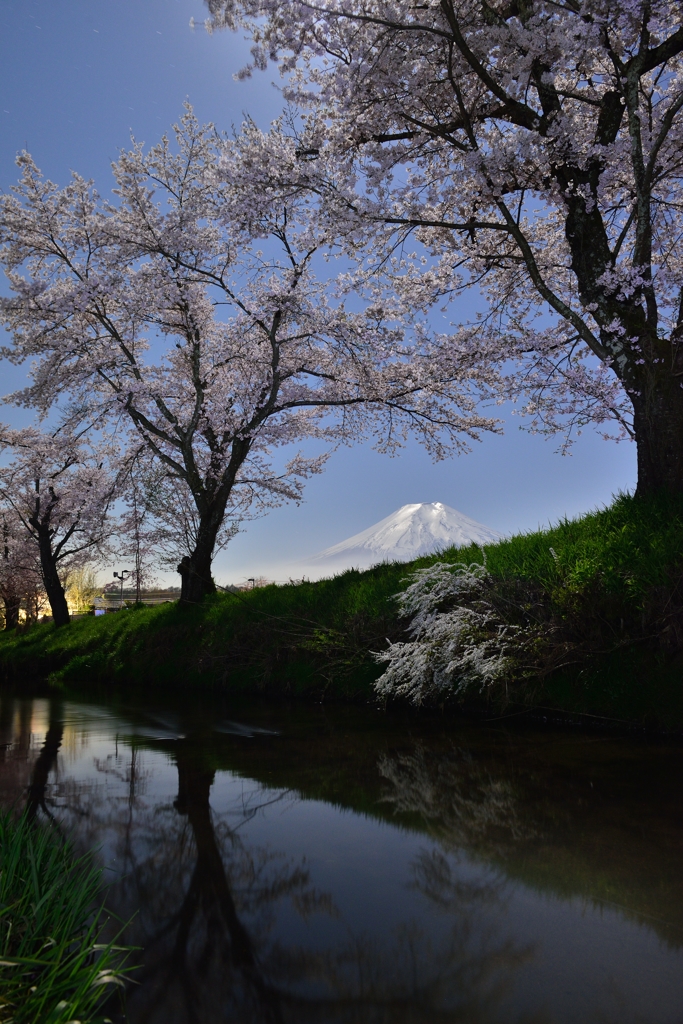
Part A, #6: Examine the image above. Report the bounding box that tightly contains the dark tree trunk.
[630,367,683,497]
[177,511,222,605]
[176,438,251,606]
[173,743,283,1021]
[36,528,70,627]
[560,159,683,499]
[26,703,64,823]
[2,594,20,630]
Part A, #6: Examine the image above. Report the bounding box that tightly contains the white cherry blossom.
[206,0,683,492]
[0,111,498,603]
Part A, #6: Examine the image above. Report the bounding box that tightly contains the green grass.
[0,811,130,1024]
[480,489,683,604]
[1,491,683,724]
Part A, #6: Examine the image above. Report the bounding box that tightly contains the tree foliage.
[0,111,498,603]
[0,428,116,626]
[205,0,683,492]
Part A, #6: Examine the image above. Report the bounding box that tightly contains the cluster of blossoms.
[204,0,683,493]
[0,110,499,618]
[374,560,517,704]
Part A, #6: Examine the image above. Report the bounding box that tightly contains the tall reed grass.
[0,811,129,1024]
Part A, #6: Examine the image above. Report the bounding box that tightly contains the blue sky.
[0,0,637,585]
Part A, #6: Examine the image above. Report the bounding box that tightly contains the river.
[2,691,683,1023]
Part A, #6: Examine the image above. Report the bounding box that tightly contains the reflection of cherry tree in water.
[0,697,65,823]
[379,745,539,855]
[25,703,64,823]
[0,699,35,809]
[13,720,322,1024]
[1,705,537,1024]
[106,740,534,1024]
[120,741,310,1024]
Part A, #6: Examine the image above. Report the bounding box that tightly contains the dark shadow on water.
[25,700,63,823]
[1,691,683,1023]
[101,734,536,1024]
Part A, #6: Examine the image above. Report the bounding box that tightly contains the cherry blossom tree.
[0,428,117,626]
[204,0,683,494]
[0,112,498,604]
[135,469,240,580]
[0,517,41,630]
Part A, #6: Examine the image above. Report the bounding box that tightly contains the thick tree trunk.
[631,369,683,497]
[177,513,221,605]
[2,594,20,630]
[176,439,251,606]
[37,530,70,627]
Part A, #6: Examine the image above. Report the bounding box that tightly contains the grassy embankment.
[1,491,683,725]
[0,811,129,1023]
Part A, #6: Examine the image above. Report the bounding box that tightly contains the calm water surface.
[2,691,683,1024]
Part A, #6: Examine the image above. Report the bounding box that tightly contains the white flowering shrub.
[374,559,520,705]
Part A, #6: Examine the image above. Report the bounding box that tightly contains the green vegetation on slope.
[0,811,129,1024]
[1,492,683,724]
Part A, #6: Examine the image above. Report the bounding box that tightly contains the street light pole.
[113,570,131,610]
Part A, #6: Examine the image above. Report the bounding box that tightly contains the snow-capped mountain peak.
[311,502,501,567]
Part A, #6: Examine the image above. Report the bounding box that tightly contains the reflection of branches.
[379,744,537,852]
[109,740,336,1024]
[410,848,502,913]
[267,917,537,1024]
[0,703,541,1023]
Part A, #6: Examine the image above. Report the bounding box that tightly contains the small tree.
[65,564,101,614]
[0,428,117,626]
[140,471,239,582]
[0,111,498,604]
[118,459,161,603]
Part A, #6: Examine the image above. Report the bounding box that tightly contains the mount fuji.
[309,502,502,571]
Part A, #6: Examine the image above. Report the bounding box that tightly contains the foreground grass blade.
[0,811,133,1024]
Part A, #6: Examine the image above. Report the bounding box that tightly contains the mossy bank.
[2,493,683,728]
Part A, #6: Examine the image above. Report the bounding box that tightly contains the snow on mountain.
[310,502,502,569]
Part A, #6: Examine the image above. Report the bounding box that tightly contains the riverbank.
[0,810,128,1023]
[1,492,683,728]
